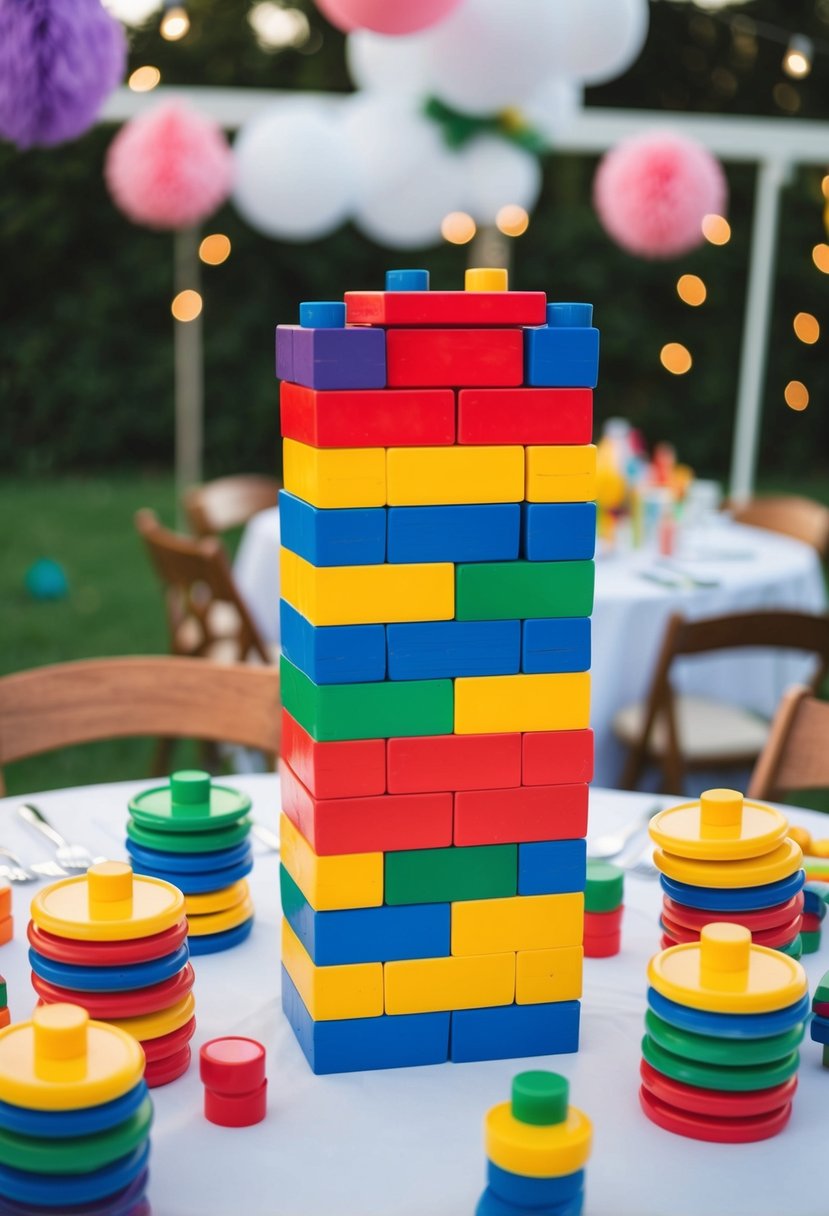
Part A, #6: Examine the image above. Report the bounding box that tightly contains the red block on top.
[386,329,523,388]
[344,291,547,328]
[454,783,589,846]
[522,730,594,786]
[386,733,522,794]
[280,382,455,448]
[281,710,385,799]
[458,388,593,445]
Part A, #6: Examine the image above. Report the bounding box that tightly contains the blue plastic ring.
[487,1163,584,1207]
[476,1185,584,1216]
[659,869,804,911]
[130,855,252,894]
[0,1141,150,1207]
[188,918,253,955]
[647,987,810,1039]
[0,1083,149,1140]
[0,1168,148,1216]
[125,838,252,874]
[29,943,190,992]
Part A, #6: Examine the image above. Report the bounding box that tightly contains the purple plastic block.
[276,325,295,381]
[291,326,386,390]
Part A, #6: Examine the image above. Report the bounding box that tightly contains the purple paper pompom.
[0,0,127,149]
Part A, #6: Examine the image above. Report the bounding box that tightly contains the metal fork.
[0,847,65,882]
[16,804,105,871]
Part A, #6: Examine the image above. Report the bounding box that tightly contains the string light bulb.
[784,380,809,411]
[702,214,731,245]
[812,243,829,273]
[496,205,530,237]
[160,2,189,40]
[793,312,820,344]
[441,212,476,245]
[782,34,813,79]
[676,274,707,306]
[660,343,693,375]
[171,290,202,322]
[199,234,231,266]
[127,66,160,92]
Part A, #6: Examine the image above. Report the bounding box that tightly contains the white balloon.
[462,136,541,225]
[346,28,431,94]
[521,77,582,143]
[232,104,353,241]
[546,0,649,86]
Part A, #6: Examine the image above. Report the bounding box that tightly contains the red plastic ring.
[639,1085,792,1143]
[32,963,195,1019]
[640,1059,798,1117]
[27,918,189,966]
[583,906,624,936]
[661,894,803,934]
[144,1044,192,1088]
[584,932,621,958]
[140,1015,197,1063]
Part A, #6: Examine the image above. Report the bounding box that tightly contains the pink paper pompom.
[105,102,233,231]
[593,131,727,260]
[315,0,462,35]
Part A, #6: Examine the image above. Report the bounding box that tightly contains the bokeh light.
[441,212,476,245]
[160,4,190,39]
[812,244,829,273]
[784,380,810,411]
[128,66,161,92]
[496,205,530,237]
[702,214,731,245]
[793,312,820,344]
[171,290,202,322]
[199,234,231,265]
[676,274,707,306]
[660,343,693,374]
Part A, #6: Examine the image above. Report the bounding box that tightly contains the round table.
[233,512,826,786]
[1,775,827,1216]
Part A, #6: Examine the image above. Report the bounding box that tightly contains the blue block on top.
[387,268,429,291]
[525,303,599,389]
[518,839,587,896]
[477,1187,584,1216]
[810,1015,829,1045]
[451,1001,580,1063]
[387,504,520,564]
[280,600,385,685]
[522,503,596,561]
[522,618,591,674]
[281,967,449,1074]
[387,620,520,680]
[279,323,386,391]
[279,491,386,567]
[487,1163,585,1210]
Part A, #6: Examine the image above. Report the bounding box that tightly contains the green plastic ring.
[644,1010,805,1068]
[0,1097,153,1175]
[126,818,252,853]
[642,1035,800,1092]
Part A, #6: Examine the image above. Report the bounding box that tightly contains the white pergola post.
[173,226,203,526]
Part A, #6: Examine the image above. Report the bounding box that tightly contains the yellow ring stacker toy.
[110,992,196,1042]
[653,838,802,889]
[649,789,789,862]
[485,1071,592,1178]
[185,894,254,937]
[648,923,807,1014]
[31,863,185,942]
[0,1004,144,1111]
[183,880,249,917]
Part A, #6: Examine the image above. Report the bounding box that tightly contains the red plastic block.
[454,783,588,846]
[386,733,521,794]
[280,759,452,855]
[345,291,547,328]
[280,381,455,448]
[386,329,523,388]
[584,907,624,937]
[282,710,385,799]
[458,388,593,445]
[522,729,594,785]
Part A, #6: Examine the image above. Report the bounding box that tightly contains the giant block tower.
[276,267,597,1073]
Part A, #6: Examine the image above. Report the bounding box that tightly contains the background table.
[0,775,826,1216]
[233,513,826,786]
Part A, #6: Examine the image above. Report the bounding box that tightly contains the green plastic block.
[280,656,453,741]
[455,561,594,621]
[585,860,624,913]
[384,844,517,906]
[800,929,821,954]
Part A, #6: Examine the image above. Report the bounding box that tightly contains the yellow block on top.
[451,894,584,956]
[454,672,590,734]
[516,946,584,1005]
[386,446,524,506]
[466,267,508,292]
[281,548,454,626]
[279,813,383,911]
[525,445,597,503]
[282,919,383,1021]
[384,953,515,1014]
[283,438,386,508]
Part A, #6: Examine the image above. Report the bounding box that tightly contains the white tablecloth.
[234,513,826,787]
[0,776,826,1216]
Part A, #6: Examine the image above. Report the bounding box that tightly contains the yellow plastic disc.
[183,880,248,917]
[485,1103,592,1179]
[110,992,196,1042]
[649,789,788,861]
[653,838,802,889]
[0,1005,144,1111]
[31,863,185,942]
[648,924,807,1014]
[186,895,254,937]
[788,826,812,853]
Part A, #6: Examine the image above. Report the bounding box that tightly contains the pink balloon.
[315,0,462,35]
[593,131,727,260]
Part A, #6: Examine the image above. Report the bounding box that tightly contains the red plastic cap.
[584,932,621,958]
[200,1036,266,1094]
[204,1078,267,1128]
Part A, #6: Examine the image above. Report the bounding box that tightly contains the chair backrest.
[135,508,270,664]
[0,657,281,796]
[183,476,279,538]
[731,495,829,561]
[748,685,829,801]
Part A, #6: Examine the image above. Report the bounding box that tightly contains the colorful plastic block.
[386,445,524,506]
[518,840,588,896]
[455,561,594,621]
[281,549,454,626]
[387,619,520,680]
[200,1037,267,1128]
[279,813,383,911]
[386,269,430,291]
[452,893,583,957]
[345,290,546,328]
[454,784,589,847]
[522,618,591,674]
[521,503,597,561]
[515,945,583,1005]
[281,656,453,742]
[454,673,591,735]
[451,1001,580,1063]
[524,304,599,389]
[387,503,520,563]
[458,388,592,445]
[385,844,517,906]
[279,490,385,567]
[522,730,594,786]
[387,732,522,794]
[281,711,386,799]
[277,322,386,391]
[281,918,383,1020]
[384,952,515,1014]
[276,324,294,381]
[280,601,385,685]
[525,446,597,503]
[283,438,386,508]
[280,381,455,447]
[386,329,523,388]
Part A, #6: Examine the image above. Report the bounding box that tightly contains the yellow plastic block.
[280,548,454,626]
[454,673,590,734]
[486,1101,592,1178]
[451,894,584,956]
[384,953,515,1014]
[387,446,524,506]
[525,445,597,503]
[282,918,383,1020]
[466,267,508,292]
[279,813,383,911]
[516,946,584,1005]
[283,438,386,508]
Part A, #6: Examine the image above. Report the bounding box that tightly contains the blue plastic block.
[279,491,386,567]
[387,620,521,681]
[387,504,520,563]
[647,987,810,1039]
[524,303,599,388]
[522,618,591,674]
[299,301,346,328]
[291,324,386,391]
[659,870,804,911]
[281,967,449,1073]
[280,867,450,964]
[522,503,597,561]
[280,600,385,685]
[451,1000,580,1063]
[387,269,429,291]
[487,1164,584,1209]
[518,839,587,896]
[811,1015,829,1045]
[476,1187,583,1216]
[275,325,293,381]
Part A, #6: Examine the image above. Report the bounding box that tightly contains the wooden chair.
[731,495,829,561]
[748,685,829,801]
[183,475,279,539]
[613,610,829,794]
[0,658,281,796]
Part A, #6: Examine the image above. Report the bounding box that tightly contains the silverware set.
[0,804,106,882]
[588,802,662,879]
